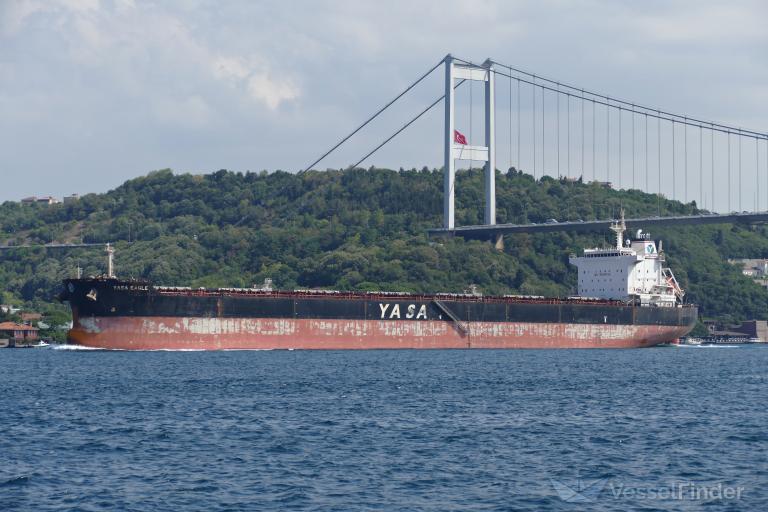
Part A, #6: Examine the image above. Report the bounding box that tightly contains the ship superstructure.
[569,211,684,306]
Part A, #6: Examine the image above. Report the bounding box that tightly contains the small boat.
[31,340,51,348]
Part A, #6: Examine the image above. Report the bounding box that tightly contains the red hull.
[69,316,690,350]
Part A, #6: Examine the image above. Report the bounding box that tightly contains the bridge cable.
[699,126,703,209]
[645,113,649,193]
[471,58,768,141]
[739,131,742,211]
[756,137,760,211]
[728,133,732,212]
[349,80,467,170]
[606,99,610,184]
[508,69,512,172]
[517,75,521,171]
[565,95,571,178]
[477,57,768,140]
[684,120,688,202]
[302,57,444,172]
[711,125,715,211]
[632,109,635,189]
[619,106,622,189]
[557,86,560,178]
[672,120,676,201]
[657,116,661,215]
[532,76,537,178]
[592,100,596,181]
[542,85,546,177]
[581,90,585,179]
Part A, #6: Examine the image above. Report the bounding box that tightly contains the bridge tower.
[443,55,496,230]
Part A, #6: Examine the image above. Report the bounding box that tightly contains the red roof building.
[0,322,39,340]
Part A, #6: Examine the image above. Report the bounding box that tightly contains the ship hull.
[68,315,691,350]
[62,278,697,350]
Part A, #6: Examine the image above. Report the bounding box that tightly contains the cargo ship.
[59,215,697,349]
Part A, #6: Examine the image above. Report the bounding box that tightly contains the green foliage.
[1,167,767,324]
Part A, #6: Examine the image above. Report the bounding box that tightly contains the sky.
[1,0,767,211]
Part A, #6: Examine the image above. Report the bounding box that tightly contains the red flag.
[454,129,467,145]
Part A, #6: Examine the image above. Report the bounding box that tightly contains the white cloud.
[213,56,299,109]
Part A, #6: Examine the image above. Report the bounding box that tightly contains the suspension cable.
[565,96,571,178]
[699,126,703,209]
[302,57,445,172]
[739,131,742,211]
[350,80,467,169]
[606,100,610,184]
[684,120,688,202]
[672,120,676,201]
[645,113,649,193]
[542,85,545,177]
[728,132,732,212]
[711,124,715,211]
[581,90,585,179]
[658,116,661,215]
[466,56,768,140]
[508,69,512,171]
[557,86,560,178]
[631,109,635,189]
[476,61,768,141]
[517,76,521,171]
[618,108,622,189]
[592,100,596,181]
[533,76,537,178]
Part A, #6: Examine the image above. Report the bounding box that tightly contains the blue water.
[1,346,766,511]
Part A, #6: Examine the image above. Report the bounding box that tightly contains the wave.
[52,344,104,351]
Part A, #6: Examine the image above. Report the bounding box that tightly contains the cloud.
[213,56,299,110]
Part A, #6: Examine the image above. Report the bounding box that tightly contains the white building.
[569,211,683,306]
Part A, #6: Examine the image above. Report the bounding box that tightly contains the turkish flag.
[454,130,467,145]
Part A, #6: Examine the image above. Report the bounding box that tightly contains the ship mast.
[105,243,115,278]
[609,209,627,250]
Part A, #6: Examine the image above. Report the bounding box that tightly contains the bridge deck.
[429,212,768,239]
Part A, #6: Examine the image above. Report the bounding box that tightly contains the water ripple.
[0,347,766,510]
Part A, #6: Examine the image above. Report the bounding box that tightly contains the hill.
[2,167,767,334]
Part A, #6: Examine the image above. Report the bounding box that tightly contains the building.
[705,320,768,342]
[729,259,768,288]
[0,322,39,347]
[63,194,80,204]
[0,304,21,315]
[20,312,42,323]
[20,195,60,205]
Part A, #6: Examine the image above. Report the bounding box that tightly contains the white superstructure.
[569,211,683,306]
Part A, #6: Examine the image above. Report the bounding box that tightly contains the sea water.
[1,346,766,511]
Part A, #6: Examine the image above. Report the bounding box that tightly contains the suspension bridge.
[304,54,768,241]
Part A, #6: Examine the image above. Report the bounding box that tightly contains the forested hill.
[1,167,768,324]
